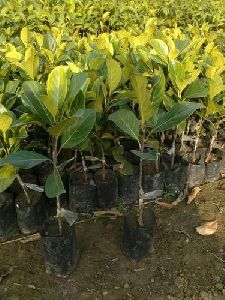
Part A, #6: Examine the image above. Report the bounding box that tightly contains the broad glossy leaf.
[20,27,30,47]
[48,117,77,138]
[152,101,204,132]
[109,109,139,140]
[0,165,16,192]
[22,81,54,125]
[0,151,49,169]
[149,39,169,65]
[45,165,65,198]
[0,113,12,133]
[130,74,152,124]
[112,146,133,175]
[106,58,121,95]
[66,72,89,106]
[22,46,39,80]
[151,68,166,106]
[183,79,208,99]
[61,109,96,148]
[70,91,85,115]
[131,149,158,160]
[208,76,225,100]
[43,33,57,53]
[47,66,68,113]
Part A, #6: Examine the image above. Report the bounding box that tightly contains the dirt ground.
[0,180,225,300]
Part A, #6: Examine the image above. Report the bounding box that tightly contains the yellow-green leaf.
[22,46,39,79]
[48,117,76,138]
[39,95,58,118]
[20,27,30,47]
[130,74,152,125]
[0,164,16,192]
[47,66,68,113]
[0,113,12,133]
[106,58,121,95]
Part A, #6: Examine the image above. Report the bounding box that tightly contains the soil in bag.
[15,191,47,234]
[205,161,221,183]
[118,167,139,206]
[122,207,156,260]
[142,161,165,196]
[10,170,37,196]
[95,169,118,209]
[0,192,19,240]
[187,163,205,188]
[69,171,97,214]
[40,218,79,277]
[165,164,188,194]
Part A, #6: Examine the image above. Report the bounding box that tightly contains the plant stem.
[171,129,177,169]
[138,130,145,227]
[52,137,62,236]
[16,174,31,204]
[192,119,202,164]
[205,126,218,163]
[81,152,88,184]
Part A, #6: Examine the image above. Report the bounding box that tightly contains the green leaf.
[22,46,39,80]
[131,149,158,160]
[47,66,68,113]
[112,146,133,175]
[109,109,139,141]
[0,113,12,133]
[45,165,65,198]
[106,58,121,95]
[61,109,96,148]
[149,39,169,65]
[48,117,77,138]
[130,74,152,125]
[151,68,166,106]
[152,101,204,132]
[66,72,90,106]
[22,81,54,125]
[70,91,85,115]
[183,79,208,99]
[0,165,16,192]
[0,151,49,169]
[20,27,30,47]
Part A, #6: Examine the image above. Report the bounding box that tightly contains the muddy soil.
[0,180,225,300]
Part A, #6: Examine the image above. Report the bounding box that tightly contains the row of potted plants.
[0,27,224,276]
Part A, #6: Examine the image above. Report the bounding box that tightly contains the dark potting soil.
[122,207,156,260]
[0,192,19,240]
[69,171,97,214]
[187,163,206,188]
[40,218,79,277]
[118,168,139,205]
[69,171,97,213]
[95,169,118,209]
[165,165,188,193]
[15,191,47,235]
[142,161,165,193]
[205,161,221,183]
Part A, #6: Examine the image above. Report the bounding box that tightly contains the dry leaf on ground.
[196,220,218,236]
[94,208,123,217]
[155,201,174,209]
[187,187,201,204]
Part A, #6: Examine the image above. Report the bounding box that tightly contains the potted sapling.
[0,109,49,236]
[94,135,119,209]
[21,66,96,277]
[109,74,203,259]
[68,137,97,214]
[112,145,139,207]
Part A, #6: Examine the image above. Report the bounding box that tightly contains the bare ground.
[0,180,225,300]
